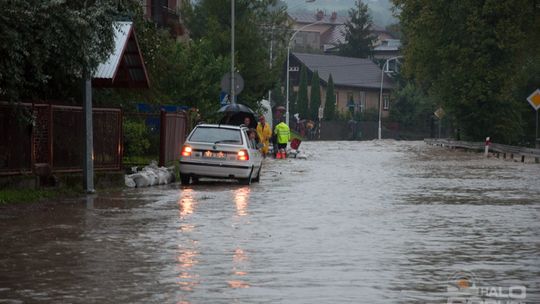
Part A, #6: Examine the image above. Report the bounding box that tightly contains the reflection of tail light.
[237,149,249,161]
[181,145,192,157]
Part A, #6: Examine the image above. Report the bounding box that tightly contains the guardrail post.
[484,137,490,157]
[534,138,540,164]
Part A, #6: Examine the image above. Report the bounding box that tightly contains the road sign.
[526,89,540,110]
[434,107,445,119]
[220,72,244,96]
[318,106,324,120]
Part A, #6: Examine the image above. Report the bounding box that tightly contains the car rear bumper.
[179,161,253,179]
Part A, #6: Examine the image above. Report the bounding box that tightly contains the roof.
[321,24,346,46]
[93,22,149,88]
[292,52,395,90]
[289,11,347,25]
[374,39,402,51]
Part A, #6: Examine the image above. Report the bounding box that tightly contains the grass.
[0,188,80,205]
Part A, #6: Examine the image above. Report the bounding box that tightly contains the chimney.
[330,11,337,21]
[315,10,324,21]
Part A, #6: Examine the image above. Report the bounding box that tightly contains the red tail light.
[237,149,249,161]
[181,145,192,157]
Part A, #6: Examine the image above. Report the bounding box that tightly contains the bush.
[123,119,151,157]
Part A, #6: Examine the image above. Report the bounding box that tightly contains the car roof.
[195,124,247,130]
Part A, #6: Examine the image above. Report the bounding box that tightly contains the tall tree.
[0,0,129,102]
[182,0,289,109]
[338,1,377,58]
[394,0,540,143]
[324,74,336,120]
[309,71,321,120]
[296,65,309,119]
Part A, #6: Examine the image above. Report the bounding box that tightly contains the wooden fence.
[424,138,540,163]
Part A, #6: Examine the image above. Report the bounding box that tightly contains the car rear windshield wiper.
[214,139,239,144]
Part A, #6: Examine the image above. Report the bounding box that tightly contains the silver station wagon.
[179,124,263,185]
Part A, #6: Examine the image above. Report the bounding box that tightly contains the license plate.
[203,151,225,158]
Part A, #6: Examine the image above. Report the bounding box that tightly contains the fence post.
[83,76,95,193]
[484,137,491,157]
[159,110,166,167]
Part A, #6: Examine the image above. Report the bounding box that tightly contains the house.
[287,52,395,117]
[372,39,402,60]
[288,11,399,55]
[288,11,347,52]
[140,0,188,40]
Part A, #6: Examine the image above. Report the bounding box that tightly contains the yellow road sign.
[527,89,540,110]
[434,107,445,119]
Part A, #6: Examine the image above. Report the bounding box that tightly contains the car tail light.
[181,145,192,157]
[237,149,249,161]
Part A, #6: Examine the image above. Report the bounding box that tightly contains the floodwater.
[1,141,539,304]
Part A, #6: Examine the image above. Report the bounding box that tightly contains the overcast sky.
[284,0,397,27]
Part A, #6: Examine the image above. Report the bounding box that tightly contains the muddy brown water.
[1,141,539,303]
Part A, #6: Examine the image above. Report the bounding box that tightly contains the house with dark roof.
[287,52,395,117]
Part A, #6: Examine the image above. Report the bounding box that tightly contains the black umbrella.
[217,103,257,128]
[218,103,255,114]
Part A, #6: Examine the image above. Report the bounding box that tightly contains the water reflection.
[233,187,250,217]
[179,189,195,217]
[177,189,199,293]
[229,247,250,289]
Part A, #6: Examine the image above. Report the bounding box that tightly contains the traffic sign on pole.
[220,72,244,96]
[526,89,540,110]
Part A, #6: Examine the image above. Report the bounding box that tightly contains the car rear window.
[189,127,243,145]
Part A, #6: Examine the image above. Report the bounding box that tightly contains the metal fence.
[0,103,33,175]
[159,110,188,166]
[0,102,122,176]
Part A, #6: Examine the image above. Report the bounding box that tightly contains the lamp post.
[378,56,401,140]
[230,0,235,103]
[285,20,323,126]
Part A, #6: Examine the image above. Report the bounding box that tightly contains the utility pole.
[230,0,235,103]
[83,72,94,193]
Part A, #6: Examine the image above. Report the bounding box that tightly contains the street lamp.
[285,19,324,126]
[378,56,402,140]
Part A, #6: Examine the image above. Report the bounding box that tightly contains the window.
[359,91,366,113]
[383,94,390,110]
[189,127,243,145]
[347,92,354,112]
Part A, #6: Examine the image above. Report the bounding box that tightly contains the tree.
[296,65,309,119]
[338,1,377,58]
[394,0,540,143]
[309,71,321,120]
[324,74,336,120]
[182,0,289,109]
[0,0,130,102]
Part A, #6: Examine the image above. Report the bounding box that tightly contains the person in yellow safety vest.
[274,119,290,159]
[256,116,272,157]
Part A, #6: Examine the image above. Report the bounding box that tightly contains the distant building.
[288,11,400,56]
[288,11,347,53]
[373,39,401,60]
[286,52,395,117]
[140,0,188,40]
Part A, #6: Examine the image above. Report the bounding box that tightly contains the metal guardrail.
[425,138,540,162]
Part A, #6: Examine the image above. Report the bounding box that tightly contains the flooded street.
[1,141,539,303]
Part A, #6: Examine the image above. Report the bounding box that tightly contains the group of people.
[244,116,290,159]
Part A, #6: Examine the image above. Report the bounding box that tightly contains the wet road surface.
[1,141,539,303]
